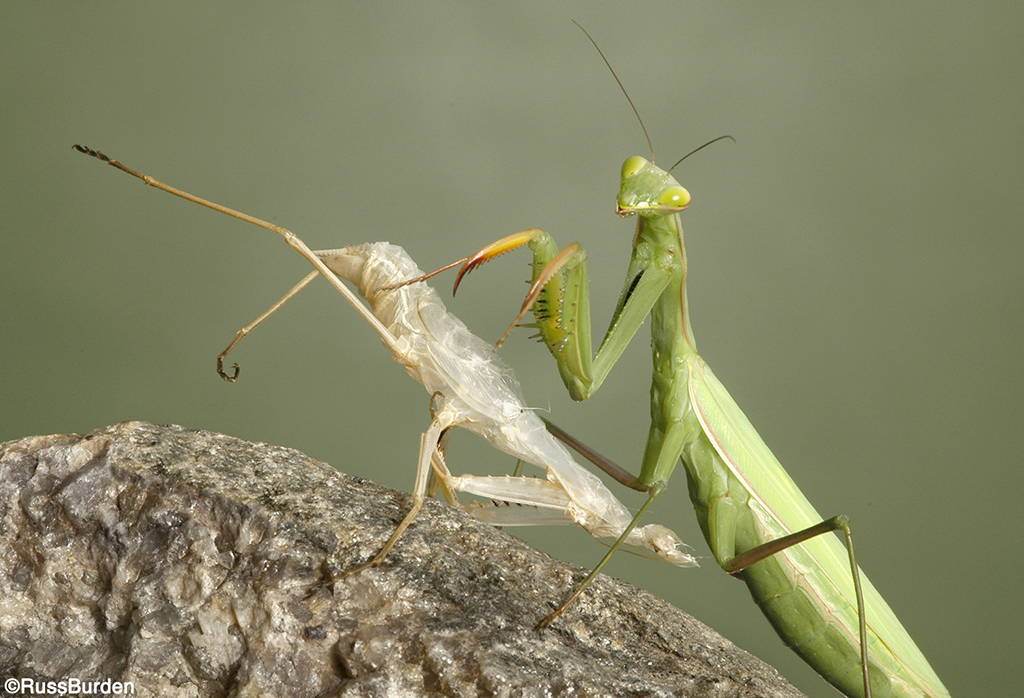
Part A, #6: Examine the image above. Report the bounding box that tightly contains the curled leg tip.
[72,144,109,162]
[217,360,240,382]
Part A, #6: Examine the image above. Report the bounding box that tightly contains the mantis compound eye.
[658,185,691,210]
[621,155,648,180]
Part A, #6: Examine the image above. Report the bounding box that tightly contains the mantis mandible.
[71,146,696,575]
[439,28,951,698]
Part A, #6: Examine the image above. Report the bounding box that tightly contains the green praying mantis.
[426,27,951,698]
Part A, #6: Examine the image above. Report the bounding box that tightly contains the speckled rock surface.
[0,422,804,697]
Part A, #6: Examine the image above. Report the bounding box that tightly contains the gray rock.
[0,422,804,697]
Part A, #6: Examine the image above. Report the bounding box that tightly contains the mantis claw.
[217,357,240,382]
[452,229,539,295]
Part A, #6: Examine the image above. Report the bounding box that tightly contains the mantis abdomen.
[682,354,947,697]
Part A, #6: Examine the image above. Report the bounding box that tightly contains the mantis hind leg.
[723,515,871,698]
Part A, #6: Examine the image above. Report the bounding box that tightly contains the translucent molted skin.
[316,242,696,566]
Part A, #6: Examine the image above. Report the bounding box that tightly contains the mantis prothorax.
[431,27,951,698]
[72,145,696,579]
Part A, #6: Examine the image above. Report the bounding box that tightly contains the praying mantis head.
[616,155,691,219]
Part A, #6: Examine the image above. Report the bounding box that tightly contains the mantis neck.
[643,212,699,365]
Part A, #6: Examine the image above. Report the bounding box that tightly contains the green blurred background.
[3,4,1020,695]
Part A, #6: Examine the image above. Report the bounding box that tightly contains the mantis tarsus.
[71,145,696,580]
[435,27,951,698]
